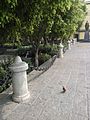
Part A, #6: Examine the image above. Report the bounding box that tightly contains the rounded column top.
[68,40,71,43]
[59,43,64,48]
[9,56,28,72]
[14,56,22,63]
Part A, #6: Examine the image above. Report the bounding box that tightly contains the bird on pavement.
[62,86,66,93]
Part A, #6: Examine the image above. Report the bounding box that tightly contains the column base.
[12,91,30,103]
[61,55,64,58]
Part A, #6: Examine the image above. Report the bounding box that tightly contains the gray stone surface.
[1,42,90,120]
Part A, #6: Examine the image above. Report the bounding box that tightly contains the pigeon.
[62,86,66,93]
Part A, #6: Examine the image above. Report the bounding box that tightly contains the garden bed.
[38,55,57,71]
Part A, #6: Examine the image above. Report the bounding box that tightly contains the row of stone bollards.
[9,38,77,103]
[58,38,77,58]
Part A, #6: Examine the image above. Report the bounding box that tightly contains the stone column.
[70,39,73,45]
[58,43,64,58]
[9,56,30,103]
[67,40,71,50]
[75,38,77,43]
[72,38,76,45]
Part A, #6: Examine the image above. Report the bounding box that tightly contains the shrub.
[39,44,52,53]
[0,66,6,79]
[17,45,33,57]
[0,56,14,93]
[22,57,34,73]
[50,44,59,56]
[3,42,19,49]
[39,44,59,56]
[39,53,51,65]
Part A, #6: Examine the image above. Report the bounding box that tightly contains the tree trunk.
[43,36,48,46]
[51,37,54,45]
[35,46,39,68]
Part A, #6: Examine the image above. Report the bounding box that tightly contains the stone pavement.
[0,42,90,120]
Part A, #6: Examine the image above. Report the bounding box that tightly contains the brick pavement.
[0,42,90,120]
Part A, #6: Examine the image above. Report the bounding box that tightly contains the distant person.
[84,21,89,41]
[85,21,89,31]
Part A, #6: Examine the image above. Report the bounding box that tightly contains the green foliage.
[50,44,59,56]
[0,0,86,43]
[22,57,34,73]
[39,44,52,53]
[0,66,6,78]
[39,53,51,65]
[3,42,19,48]
[0,0,86,67]
[0,0,21,46]
[17,45,32,57]
[50,0,86,40]
[39,44,59,56]
[0,0,17,28]
[0,56,14,93]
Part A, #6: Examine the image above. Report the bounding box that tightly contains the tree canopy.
[0,0,86,44]
[0,0,86,67]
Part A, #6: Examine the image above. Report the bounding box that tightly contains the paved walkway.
[0,42,90,120]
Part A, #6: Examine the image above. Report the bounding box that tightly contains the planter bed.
[38,55,57,71]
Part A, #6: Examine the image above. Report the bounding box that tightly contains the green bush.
[0,66,6,78]
[22,57,34,73]
[39,44,52,53]
[3,42,19,49]
[0,56,14,93]
[39,44,59,56]
[50,44,59,56]
[17,45,32,57]
[39,53,51,65]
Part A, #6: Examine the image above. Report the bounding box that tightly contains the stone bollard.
[72,38,76,45]
[70,39,73,45]
[74,38,77,43]
[58,43,64,58]
[67,40,71,50]
[9,56,30,103]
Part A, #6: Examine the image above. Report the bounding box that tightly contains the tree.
[0,0,22,46]
[0,0,86,67]
[16,0,58,67]
[0,0,17,27]
[49,0,86,42]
